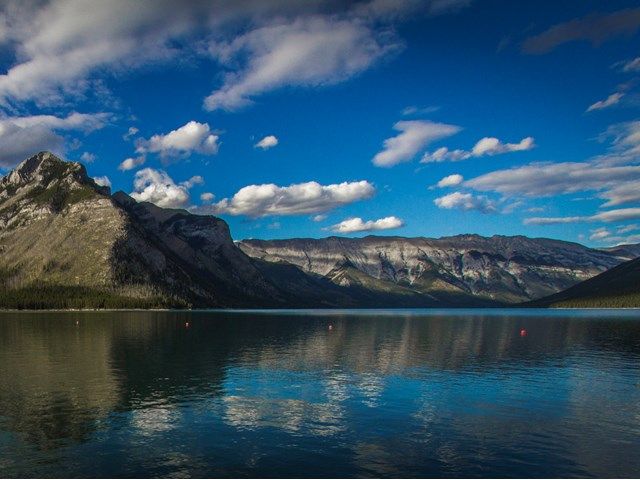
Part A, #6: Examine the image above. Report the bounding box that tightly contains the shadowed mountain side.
[528,256,640,308]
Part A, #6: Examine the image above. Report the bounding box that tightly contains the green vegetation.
[530,256,640,308]
[25,183,97,211]
[0,284,188,310]
[552,293,640,308]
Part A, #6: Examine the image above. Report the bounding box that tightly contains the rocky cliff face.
[238,235,625,303]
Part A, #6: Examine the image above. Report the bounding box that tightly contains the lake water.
[0,309,638,478]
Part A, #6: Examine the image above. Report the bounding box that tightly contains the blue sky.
[1,0,640,246]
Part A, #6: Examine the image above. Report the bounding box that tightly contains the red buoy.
[520,328,527,337]
[328,324,333,331]
[185,322,190,328]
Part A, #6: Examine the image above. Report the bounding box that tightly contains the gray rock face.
[238,235,627,303]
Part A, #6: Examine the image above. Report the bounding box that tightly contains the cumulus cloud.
[587,92,624,112]
[255,135,278,150]
[312,214,328,222]
[329,216,404,233]
[373,120,460,167]
[524,208,640,225]
[136,121,219,158]
[434,191,496,213]
[436,173,464,188]
[118,155,146,171]
[0,112,109,167]
[522,7,640,54]
[93,175,111,188]
[209,180,375,217]
[200,192,215,202]
[130,168,201,208]
[422,136,534,163]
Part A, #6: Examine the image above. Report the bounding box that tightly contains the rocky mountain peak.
[1,151,109,200]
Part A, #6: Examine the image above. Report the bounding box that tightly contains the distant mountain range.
[0,152,637,309]
[238,235,630,305]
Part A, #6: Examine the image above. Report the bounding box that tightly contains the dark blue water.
[0,309,638,478]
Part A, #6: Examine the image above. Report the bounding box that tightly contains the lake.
[0,309,638,478]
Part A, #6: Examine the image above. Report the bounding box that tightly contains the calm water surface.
[0,309,639,478]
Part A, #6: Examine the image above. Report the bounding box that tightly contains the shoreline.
[1,306,640,313]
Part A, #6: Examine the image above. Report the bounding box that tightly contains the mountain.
[599,243,640,261]
[0,152,361,309]
[238,235,625,304]
[0,152,634,309]
[529,256,640,308]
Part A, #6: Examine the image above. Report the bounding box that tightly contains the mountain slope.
[528,257,640,308]
[0,153,294,308]
[238,235,625,304]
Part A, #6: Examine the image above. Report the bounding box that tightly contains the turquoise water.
[0,309,638,477]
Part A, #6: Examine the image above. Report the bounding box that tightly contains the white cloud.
[312,214,327,222]
[465,162,640,198]
[422,136,534,163]
[118,155,146,171]
[93,175,111,188]
[436,173,463,188]
[181,175,204,189]
[0,112,109,167]
[589,227,611,241]
[0,1,470,109]
[255,135,278,150]
[129,168,198,208]
[124,126,139,140]
[80,151,95,163]
[600,233,640,246]
[587,92,624,112]
[617,224,638,234]
[524,216,584,225]
[524,208,640,225]
[137,121,219,158]
[329,216,404,233]
[372,120,460,167]
[600,180,640,207]
[401,105,440,115]
[209,180,375,217]
[200,192,215,202]
[204,14,401,111]
[434,191,496,213]
[0,1,209,106]
[621,56,640,72]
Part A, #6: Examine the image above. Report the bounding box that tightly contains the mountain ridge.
[0,152,636,309]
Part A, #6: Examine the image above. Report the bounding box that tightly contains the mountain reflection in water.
[0,310,639,478]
